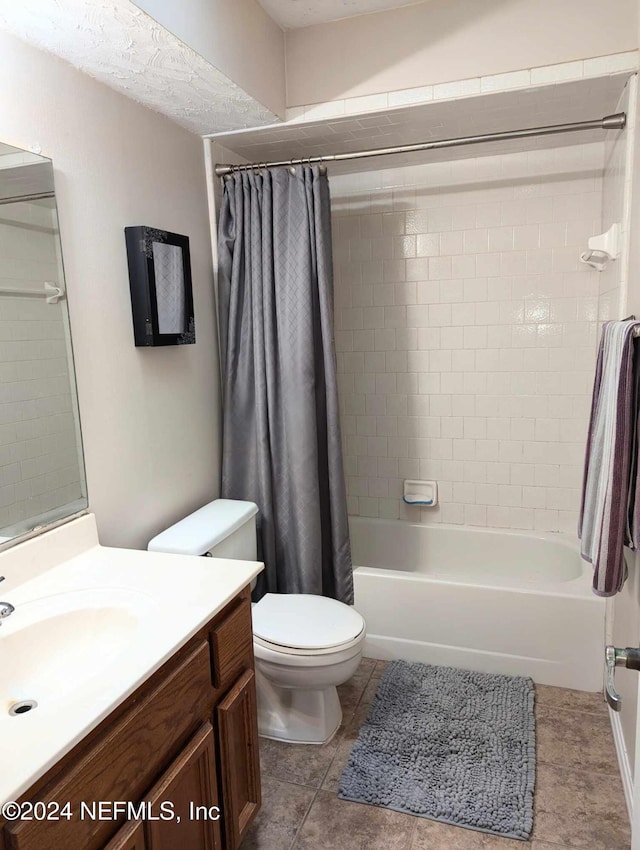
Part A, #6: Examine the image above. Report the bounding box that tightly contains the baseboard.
[609,706,634,822]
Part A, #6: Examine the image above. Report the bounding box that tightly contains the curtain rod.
[0,191,55,206]
[215,112,626,177]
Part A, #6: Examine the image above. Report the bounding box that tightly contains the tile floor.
[241,658,631,850]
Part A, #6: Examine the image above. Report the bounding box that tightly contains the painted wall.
[331,143,603,530]
[286,0,638,107]
[133,0,286,118]
[0,31,221,550]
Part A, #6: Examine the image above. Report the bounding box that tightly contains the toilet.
[148,499,366,744]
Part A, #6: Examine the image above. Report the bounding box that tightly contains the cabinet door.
[216,669,261,850]
[5,641,213,850]
[145,722,221,850]
[103,821,146,850]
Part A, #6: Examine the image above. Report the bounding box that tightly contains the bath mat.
[338,660,535,840]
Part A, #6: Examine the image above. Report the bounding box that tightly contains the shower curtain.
[217,166,353,604]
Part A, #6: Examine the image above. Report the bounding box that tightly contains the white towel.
[579,320,640,596]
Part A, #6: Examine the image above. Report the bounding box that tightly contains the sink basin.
[0,589,154,712]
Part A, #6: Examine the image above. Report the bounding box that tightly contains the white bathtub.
[351,517,605,691]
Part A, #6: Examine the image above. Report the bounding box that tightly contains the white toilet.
[148,499,366,745]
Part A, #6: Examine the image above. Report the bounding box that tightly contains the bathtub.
[350,517,605,692]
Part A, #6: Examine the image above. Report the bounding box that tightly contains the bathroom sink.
[0,588,153,712]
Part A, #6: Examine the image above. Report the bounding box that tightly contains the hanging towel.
[579,320,640,596]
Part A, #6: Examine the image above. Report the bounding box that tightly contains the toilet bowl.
[148,499,366,745]
[252,592,365,743]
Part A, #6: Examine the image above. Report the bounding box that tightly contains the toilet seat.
[253,631,365,656]
[252,593,365,655]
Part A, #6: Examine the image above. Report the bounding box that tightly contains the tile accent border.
[286,51,639,124]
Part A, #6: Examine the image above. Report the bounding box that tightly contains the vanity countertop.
[0,514,263,806]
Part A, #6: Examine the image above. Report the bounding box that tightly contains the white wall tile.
[582,51,638,76]
[433,78,481,100]
[331,143,604,531]
[480,70,531,93]
[0,204,81,525]
[530,60,584,85]
[388,85,434,107]
[344,93,389,115]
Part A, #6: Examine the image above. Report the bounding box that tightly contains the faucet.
[0,602,14,625]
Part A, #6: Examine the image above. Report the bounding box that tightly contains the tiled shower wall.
[331,143,604,533]
[0,201,83,530]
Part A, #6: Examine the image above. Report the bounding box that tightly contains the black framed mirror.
[125,226,195,346]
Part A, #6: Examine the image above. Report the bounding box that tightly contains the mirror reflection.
[0,141,87,544]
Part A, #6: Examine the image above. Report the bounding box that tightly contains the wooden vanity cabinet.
[1,587,260,850]
[103,821,146,850]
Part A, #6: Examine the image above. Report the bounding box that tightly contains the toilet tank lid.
[147,499,258,555]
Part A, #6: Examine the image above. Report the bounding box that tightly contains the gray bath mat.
[338,660,535,840]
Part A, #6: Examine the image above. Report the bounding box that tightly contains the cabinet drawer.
[209,600,253,689]
[5,641,212,850]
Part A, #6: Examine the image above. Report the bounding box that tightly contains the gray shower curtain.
[217,166,353,604]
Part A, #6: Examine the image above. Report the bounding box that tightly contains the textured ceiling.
[0,0,278,134]
[210,75,629,173]
[257,0,423,29]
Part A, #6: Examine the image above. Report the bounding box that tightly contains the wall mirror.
[0,141,87,548]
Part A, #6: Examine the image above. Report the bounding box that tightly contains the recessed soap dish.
[403,480,438,507]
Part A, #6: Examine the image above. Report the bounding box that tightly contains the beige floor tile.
[359,656,378,674]
[536,706,619,774]
[532,810,630,850]
[337,665,374,723]
[533,762,630,849]
[370,659,390,679]
[535,684,607,717]
[240,776,315,850]
[535,762,628,822]
[321,724,358,792]
[410,818,541,848]
[258,732,342,789]
[253,660,630,850]
[322,675,380,791]
[527,844,579,850]
[292,790,416,850]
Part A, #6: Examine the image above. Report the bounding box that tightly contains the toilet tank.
[147,499,259,560]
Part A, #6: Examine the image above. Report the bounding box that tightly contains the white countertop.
[0,514,263,805]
